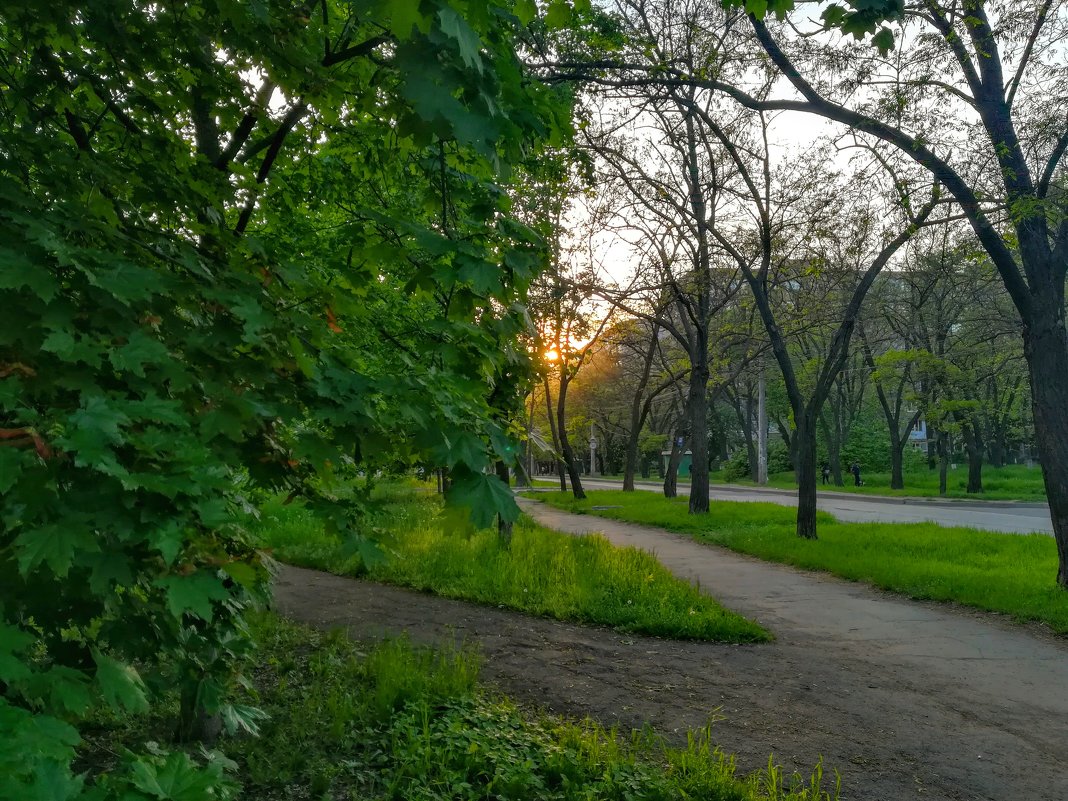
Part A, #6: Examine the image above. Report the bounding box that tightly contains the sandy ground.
[272,500,1068,801]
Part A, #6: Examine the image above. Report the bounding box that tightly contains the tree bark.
[1023,291,1068,587]
[937,430,949,497]
[889,435,905,490]
[543,377,567,492]
[687,361,710,514]
[795,412,818,539]
[663,422,685,498]
[819,411,843,487]
[962,420,984,494]
[495,460,513,546]
[177,679,222,745]
[623,324,660,491]
[556,375,585,499]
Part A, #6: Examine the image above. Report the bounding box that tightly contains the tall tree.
[0,0,566,792]
[721,2,1068,579]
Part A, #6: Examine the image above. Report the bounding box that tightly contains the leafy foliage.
[0,0,570,795]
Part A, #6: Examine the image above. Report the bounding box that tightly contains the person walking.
[821,463,830,485]
[850,460,862,487]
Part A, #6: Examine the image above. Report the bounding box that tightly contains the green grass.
[531,490,1068,634]
[79,614,836,799]
[258,490,768,643]
[233,614,837,800]
[735,465,1048,502]
[535,464,1047,501]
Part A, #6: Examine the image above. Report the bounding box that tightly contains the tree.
[721,2,1068,579]
[0,0,566,793]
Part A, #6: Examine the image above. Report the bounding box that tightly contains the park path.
[273,499,1068,801]
[574,477,1054,534]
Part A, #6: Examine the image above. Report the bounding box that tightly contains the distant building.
[908,417,928,449]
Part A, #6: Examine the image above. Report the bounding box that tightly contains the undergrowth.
[231,614,835,801]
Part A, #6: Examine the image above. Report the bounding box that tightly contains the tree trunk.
[176,679,222,745]
[819,412,843,487]
[556,377,585,500]
[495,460,513,547]
[938,430,949,496]
[795,412,818,539]
[664,424,685,498]
[515,392,534,488]
[688,362,710,514]
[989,432,1005,468]
[888,433,905,490]
[1023,296,1068,588]
[962,421,984,494]
[543,377,566,492]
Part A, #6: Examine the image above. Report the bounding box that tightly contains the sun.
[544,348,561,362]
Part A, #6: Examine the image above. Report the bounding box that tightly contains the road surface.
[560,477,1054,534]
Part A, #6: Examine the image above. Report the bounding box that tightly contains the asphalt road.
[566,477,1054,535]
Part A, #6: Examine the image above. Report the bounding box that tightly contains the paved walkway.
[519,499,1068,801]
[570,478,1054,534]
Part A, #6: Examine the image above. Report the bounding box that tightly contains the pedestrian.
[821,463,830,485]
[850,460,862,487]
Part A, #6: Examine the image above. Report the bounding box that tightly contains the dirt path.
[273,500,1068,801]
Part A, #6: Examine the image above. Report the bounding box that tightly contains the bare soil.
[274,563,1066,801]
[272,497,1068,801]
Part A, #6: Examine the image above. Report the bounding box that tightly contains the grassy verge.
[535,465,1047,501]
[259,490,768,643]
[733,466,1047,502]
[530,490,1068,634]
[240,615,837,800]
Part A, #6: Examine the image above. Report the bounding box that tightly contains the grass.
[530,490,1068,634]
[738,465,1047,502]
[234,614,838,800]
[258,489,768,643]
[539,464,1048,501]
[79,614,836,800]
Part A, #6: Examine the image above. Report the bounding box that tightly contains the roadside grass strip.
[745,465,1047,502]
[531,490,1068,634]
[258,492,768,644]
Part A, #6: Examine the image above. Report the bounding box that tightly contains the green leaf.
[36,666,93,716]
[514,0,536,25]
[14,523,99,577]
[0,245,59,301]
[544,0,572,29]
[94,652,149,713]
[158,572,231,622]
[219,703,268,736]
[110,331,169,377]
[84,259,161,304]
[872,26,895,55]
[387,0,427,39]
[0,622,34,685]
[0,448,25,493]
[147,521,185,565]
[129,751,227,801]
[59,395,130,467]
[339,532,387,568]
[446,468,520,529]
[438,7,483,73]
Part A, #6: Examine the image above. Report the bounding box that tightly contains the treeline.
[534,234,1030,496]
[520,0,1068,580]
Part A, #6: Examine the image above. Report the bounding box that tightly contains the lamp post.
[589,423,598,476]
